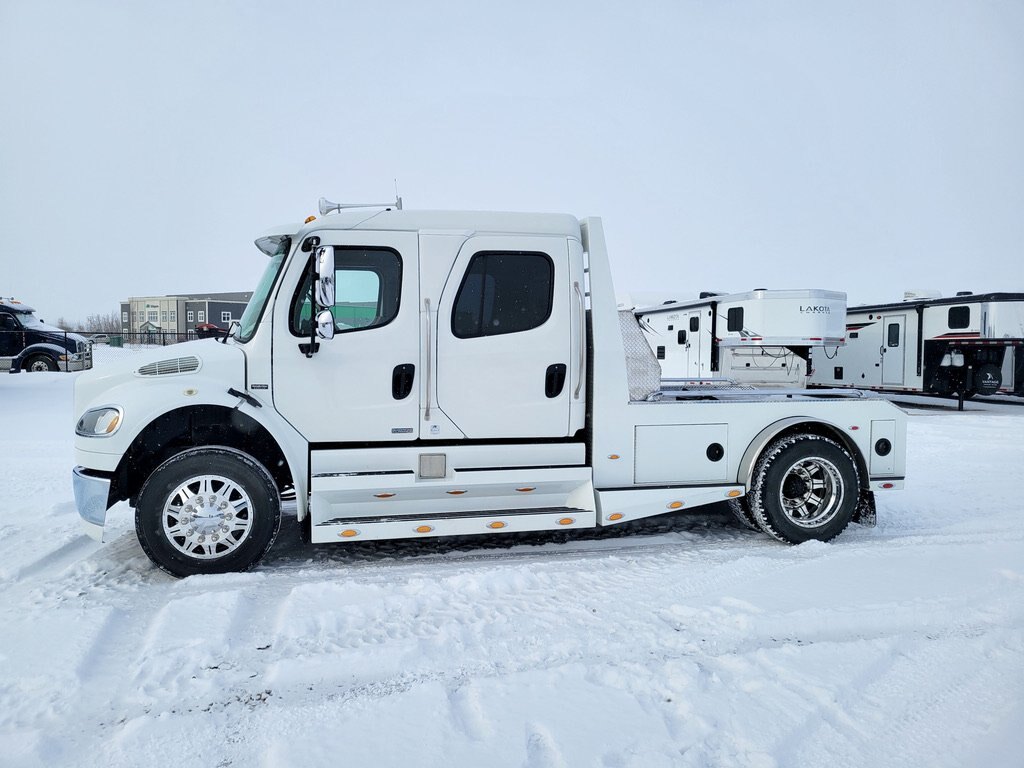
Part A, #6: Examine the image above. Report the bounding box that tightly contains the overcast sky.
[2,0,1023,325]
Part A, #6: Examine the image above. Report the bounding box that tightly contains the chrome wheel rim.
[777,457,845,528]
[29,359,51,372]
[162,474,253,559]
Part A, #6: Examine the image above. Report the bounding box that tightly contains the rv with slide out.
[72,200,907,577]
[808,292,1024,398]
[634,289,847,387]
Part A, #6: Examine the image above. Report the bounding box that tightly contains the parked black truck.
[0,298,92,372]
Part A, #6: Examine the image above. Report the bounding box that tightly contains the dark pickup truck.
[0,298,92,372]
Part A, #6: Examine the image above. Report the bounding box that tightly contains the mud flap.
[853,489,877,527]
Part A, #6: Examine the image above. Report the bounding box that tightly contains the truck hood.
[74,338,246,419]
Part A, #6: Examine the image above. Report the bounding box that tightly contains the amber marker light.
[447,490,467,495]
[304,215,317,223]
[374,493,395,499]
[488,521,506,529]
[608,513,624,521]
[339,529,359,538]
[415,525,434,533]
[557,517,575,526]
[516,487,536,493]
[667,501,684,509]
[726,490,742,498]
[608,454,621,460]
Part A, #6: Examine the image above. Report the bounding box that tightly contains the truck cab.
[72,205,906,577]
[1,298,92,373]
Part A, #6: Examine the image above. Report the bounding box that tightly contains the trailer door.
[683,310,703,377]
[881,314,906,386]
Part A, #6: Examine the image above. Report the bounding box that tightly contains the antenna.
[394,179,403,211]
[318,196,403,215]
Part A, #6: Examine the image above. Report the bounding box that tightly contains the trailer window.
[887,323,901,347]
[727,307,743,333]
[948,306,970,329]
[290,247,402,336]
[689,316,699,332]
[452,252,553,338]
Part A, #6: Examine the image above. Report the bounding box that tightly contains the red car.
[194,323,227,339]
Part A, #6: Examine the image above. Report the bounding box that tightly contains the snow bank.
[1,362,1022,767]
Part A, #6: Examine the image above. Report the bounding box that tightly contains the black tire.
[135,446,281,577]
[748,434,860,544]
[726,496,759,531]
[25,354,58,372]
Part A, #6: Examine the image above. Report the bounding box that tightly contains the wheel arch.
[737,417,869,492]
[110,404,296,509]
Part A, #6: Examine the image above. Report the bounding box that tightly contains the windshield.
[236,237,292,342]
[18,312,46,329]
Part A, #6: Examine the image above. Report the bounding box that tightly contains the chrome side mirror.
[315,309,335,340]
[315,245,335,308]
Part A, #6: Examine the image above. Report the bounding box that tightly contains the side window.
[948,306,970,329]
[451,252,553,338]
[727,307,744,332]
[887,323,901,347]
[291,247,402,335]
[689,316,699,332]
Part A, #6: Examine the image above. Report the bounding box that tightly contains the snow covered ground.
[2,353,1023,768]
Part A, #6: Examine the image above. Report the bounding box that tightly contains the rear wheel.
[726,496,758,531]
[25,354,57,372]
[749,434,859,544]
[136,447,281,577]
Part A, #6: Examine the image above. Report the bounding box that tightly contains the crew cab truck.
[1,298,92,373]
[72,204,907,577]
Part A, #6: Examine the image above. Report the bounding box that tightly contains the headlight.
[76,406,123,437]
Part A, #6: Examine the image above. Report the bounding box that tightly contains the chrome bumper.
[73,466,111,541]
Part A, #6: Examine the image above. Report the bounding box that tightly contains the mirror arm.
[307,257,318,357]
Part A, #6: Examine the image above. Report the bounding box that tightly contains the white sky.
[2,0,1023,325]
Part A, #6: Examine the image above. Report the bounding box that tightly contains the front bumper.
[72,466,111,541]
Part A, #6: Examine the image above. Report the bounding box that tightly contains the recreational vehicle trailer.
[634,289,847,387]
[808,292,1024,397]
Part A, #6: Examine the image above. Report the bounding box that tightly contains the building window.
[170,311,176,322]
[161,311,168,322]
[451,252,553,338]
[148,311,158,323]
[221,311,232,323]
[948,306,970,329]
[122,311,128,322]
[187,311,194,323]
[197,311,206,323]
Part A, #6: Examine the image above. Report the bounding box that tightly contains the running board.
[312,507,596,543]
[309,465,596,544]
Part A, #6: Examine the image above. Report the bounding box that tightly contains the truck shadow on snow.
[260,504,747,571]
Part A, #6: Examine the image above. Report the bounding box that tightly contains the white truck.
[808,292,1024,398]
[634,289,847,387]
[72,203,907,577]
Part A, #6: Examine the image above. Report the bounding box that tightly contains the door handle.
[393,363,415,400]
[546,363,567,398]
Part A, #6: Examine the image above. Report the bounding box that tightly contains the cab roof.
[293,208,583,241]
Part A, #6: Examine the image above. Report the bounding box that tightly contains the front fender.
[12,342,64,372]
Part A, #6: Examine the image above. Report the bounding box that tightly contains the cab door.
[271,231,421,443]
[434,235,574,439]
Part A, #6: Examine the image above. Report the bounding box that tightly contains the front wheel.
[748,434,859,544]
[24,354,58,372]
[135,447,281,577]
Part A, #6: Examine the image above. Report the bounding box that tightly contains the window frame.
[450,250,555,340]
[288,246,404,337]
[948,305,970,330]
[727,307,744,333]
